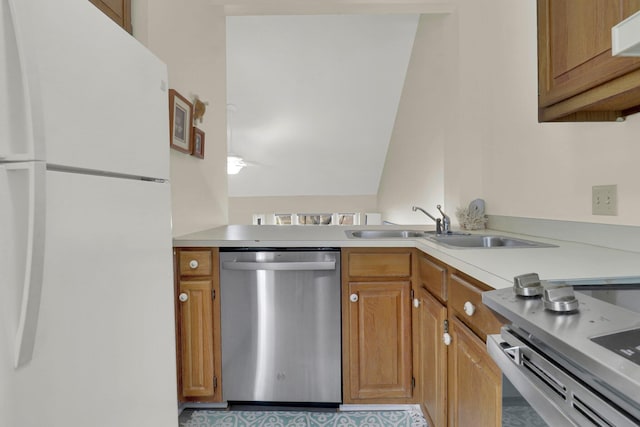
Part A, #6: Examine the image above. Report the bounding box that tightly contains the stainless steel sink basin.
[426,234,557,249]
[346,230,427,239]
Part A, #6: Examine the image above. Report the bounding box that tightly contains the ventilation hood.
[612,10,640,56]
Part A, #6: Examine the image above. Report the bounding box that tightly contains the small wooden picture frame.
[169,89,193,153]
[192,127,205,159]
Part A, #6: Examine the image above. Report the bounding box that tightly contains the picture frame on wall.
[192,127,205,159]
[169,89,193,153]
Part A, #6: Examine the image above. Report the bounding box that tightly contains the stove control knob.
[542,284,579,313]
[513,273,543,297]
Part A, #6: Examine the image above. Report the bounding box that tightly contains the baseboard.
[339,403,422,414]
[179,401,229,414]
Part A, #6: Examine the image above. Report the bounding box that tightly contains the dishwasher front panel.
[219,250,342,403]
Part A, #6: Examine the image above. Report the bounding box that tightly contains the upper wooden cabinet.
[538,0,640,121]
[89,0,132,34]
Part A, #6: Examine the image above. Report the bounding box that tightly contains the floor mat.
[181,410,426,427]
[502,405,547,427]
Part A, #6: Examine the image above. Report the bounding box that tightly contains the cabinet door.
[178,279,215,398]
[538,0,640,120]
[346,281,413,400]
[448,316,501,427]
[417,287,447,427]
[89,0,132,33]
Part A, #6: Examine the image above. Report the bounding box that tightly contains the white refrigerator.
[1,0,178,426]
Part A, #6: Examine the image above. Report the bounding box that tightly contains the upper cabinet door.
[538,0,640,121]
[88,0,131,33]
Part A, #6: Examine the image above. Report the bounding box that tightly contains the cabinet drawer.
[449,273,502,340]
[347,252,412,278]
[418,253,447,302]
[179,250,213,276]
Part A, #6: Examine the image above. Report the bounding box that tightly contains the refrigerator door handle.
[3,0,45,160]
[6,162,46,368]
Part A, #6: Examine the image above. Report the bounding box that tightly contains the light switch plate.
[592,185,618,216]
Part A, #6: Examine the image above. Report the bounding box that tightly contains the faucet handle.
[437,205,450,234]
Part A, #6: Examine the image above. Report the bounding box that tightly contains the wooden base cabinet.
[342,248,415,403]
[415,252,448,427]
[448,316,501,427]
[416,286,447,427]
[414,251,504,427]
[447,272,503,427]
[174,248,222,402]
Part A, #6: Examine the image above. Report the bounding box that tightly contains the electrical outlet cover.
[592,185,618,216]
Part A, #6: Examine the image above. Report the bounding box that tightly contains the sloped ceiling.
[226,14,419,197]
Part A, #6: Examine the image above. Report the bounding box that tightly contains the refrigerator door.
[11,0,170,179]
[0,162,46,368]
[7,170,177,427]
[0,0,41,161]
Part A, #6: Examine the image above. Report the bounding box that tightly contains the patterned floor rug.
[180,410,427,427]
[502,405,547,427]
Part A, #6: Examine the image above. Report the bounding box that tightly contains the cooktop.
[483,276,640,406]
[591,327,640,367]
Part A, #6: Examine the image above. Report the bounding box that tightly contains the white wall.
[133,0,229,236]
[379,0,640,227]
[134,0,640,231]
[229,195,378,224]
[476,0,640,226]
[378,13,453,225]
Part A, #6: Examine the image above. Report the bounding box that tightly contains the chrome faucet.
[412,206,442,234]
[437,204,450,234]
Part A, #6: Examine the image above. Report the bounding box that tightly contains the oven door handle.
[503,345,524,365]
[222,261,336,271]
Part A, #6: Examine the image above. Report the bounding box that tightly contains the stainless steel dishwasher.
[219,248,341,404]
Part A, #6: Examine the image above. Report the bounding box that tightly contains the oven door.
[488,330,639,427]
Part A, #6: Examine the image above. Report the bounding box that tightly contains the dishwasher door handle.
[222,261,336,271]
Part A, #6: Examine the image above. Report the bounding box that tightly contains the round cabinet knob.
[442,333,452,346]
[413,298,420,308]
[179,293,189,302]
[189,260,199,269]
[463,301,476,316]
[350,293,359,303]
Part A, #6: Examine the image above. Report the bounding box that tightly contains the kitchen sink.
[345,230,427,239]
[426,234,557,249]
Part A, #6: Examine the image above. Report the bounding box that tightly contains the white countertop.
[173,225,640,290]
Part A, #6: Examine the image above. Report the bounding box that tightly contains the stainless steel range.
[483,274,640,426]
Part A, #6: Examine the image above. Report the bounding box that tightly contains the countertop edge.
[173,225,640,290]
